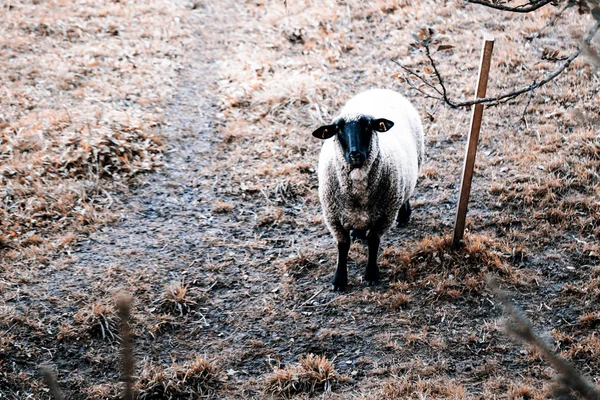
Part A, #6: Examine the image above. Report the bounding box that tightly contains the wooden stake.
[453,35,495,246]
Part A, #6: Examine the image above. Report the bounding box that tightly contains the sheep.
[312,89,424,290]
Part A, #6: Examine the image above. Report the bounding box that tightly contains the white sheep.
[312,89,424,290]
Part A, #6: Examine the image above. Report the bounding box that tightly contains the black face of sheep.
[312,116,394,169]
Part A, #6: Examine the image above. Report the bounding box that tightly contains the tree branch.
[390,59,444,97]
[424,43,454,105]
[487,277,600,400]
[396,20,600,108]
[464,0,555,13]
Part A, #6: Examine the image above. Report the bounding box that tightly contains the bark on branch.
[464,0,555,13]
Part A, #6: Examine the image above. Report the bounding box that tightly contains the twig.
[40,367,65,400]
[118,297,135,400]
[390,59,444,97]
[398,21,600,108]
[464,0,555,13]
[424,43,453,105]
[487,277,600,400]
[520,89,535,127]
[296,287,325,309]
[303,294,341,308]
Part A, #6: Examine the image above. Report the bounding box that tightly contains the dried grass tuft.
[212,199,235,214]
[264,354,340,398]
[385,234,521,300]
[380,375,471,399]
[73,302,118,341]
[160,281,196,316]
[136,355,221,399]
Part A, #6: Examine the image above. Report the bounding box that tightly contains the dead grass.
[159,280,197,316]
[380,376,472,399]
[136,355,222,399]
[212,199,235,214]
[385,234,529,300]
[264,354,342,398]
[0,0,191,266]
[72,301,119,341]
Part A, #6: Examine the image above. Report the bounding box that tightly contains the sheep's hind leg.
[397,200,412,227]
[364,231,381,286]
[332,230,351,291]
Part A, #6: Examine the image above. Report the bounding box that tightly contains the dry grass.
[384,234,530,300]
[72,301,119,341]
[264,354,342,398]
[136,355,222,399]
[0,0,191,266]
[160,280,197,316]
[380,376,471,399]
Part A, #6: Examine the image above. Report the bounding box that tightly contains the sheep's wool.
[349,167,368,195]
[317,89,424,243]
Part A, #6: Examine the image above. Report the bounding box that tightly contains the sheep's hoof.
[331,277,347,291]
[331,283,347,292]
[364,270,380,286]
[364,279,379,287]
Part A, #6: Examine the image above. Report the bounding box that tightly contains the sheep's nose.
[349,151,362,160]
[348,151,364,168]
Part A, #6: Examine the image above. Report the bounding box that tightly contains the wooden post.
[453,35,495,246]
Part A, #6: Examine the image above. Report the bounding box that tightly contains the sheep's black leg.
[397,200,412,227]
[364,232,381,286]
[332,232,350,291]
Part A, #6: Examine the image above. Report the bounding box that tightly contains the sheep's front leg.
[332,230,350,291]
[364,231,381,286]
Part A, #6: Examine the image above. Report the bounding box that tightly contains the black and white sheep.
[312,89,424,290]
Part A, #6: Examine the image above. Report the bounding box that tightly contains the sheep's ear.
[372,118,394,132]
[312,124,336,140]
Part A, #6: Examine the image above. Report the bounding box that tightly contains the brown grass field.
[1,0,599,398]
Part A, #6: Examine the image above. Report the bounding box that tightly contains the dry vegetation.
[264,354,344,398]
[0,0,189,266]
[1,0,600,398]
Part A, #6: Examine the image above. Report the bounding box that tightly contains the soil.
[2,1,599,399]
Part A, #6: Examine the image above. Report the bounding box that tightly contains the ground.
[1,0,599,399]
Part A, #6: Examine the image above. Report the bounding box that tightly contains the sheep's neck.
[346,154,381,201]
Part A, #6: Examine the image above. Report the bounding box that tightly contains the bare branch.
[40,367,65,400]
[423,43,454,105]
[118,297,135,400]
[397,21,600,108]
[464,0,555,13]
[487,277,600,400]
[390,59,444,97]
[519,89,535,127]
